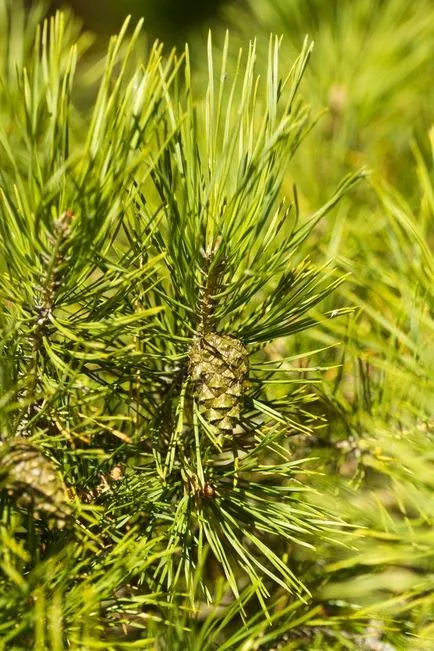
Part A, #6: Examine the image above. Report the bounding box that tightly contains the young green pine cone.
[189,332,249,436]
[0,439,71,528]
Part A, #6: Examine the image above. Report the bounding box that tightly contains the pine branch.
[5,0,433,648]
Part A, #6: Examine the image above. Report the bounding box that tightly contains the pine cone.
[189,332,249,437]
[0,439,71,528]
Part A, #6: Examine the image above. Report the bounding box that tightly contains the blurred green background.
[29,0,227,40]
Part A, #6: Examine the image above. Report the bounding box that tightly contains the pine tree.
[1,1,434,650]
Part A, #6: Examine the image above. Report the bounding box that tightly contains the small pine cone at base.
[189,332,249,437]
[0,439,71,528]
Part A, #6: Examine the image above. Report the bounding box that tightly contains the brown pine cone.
[0,438,71,528]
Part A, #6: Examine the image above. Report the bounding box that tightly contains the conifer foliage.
[1,1,409,649]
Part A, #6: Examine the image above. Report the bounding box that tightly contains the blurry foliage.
[223,0,434,196]
[32,0,227,42]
